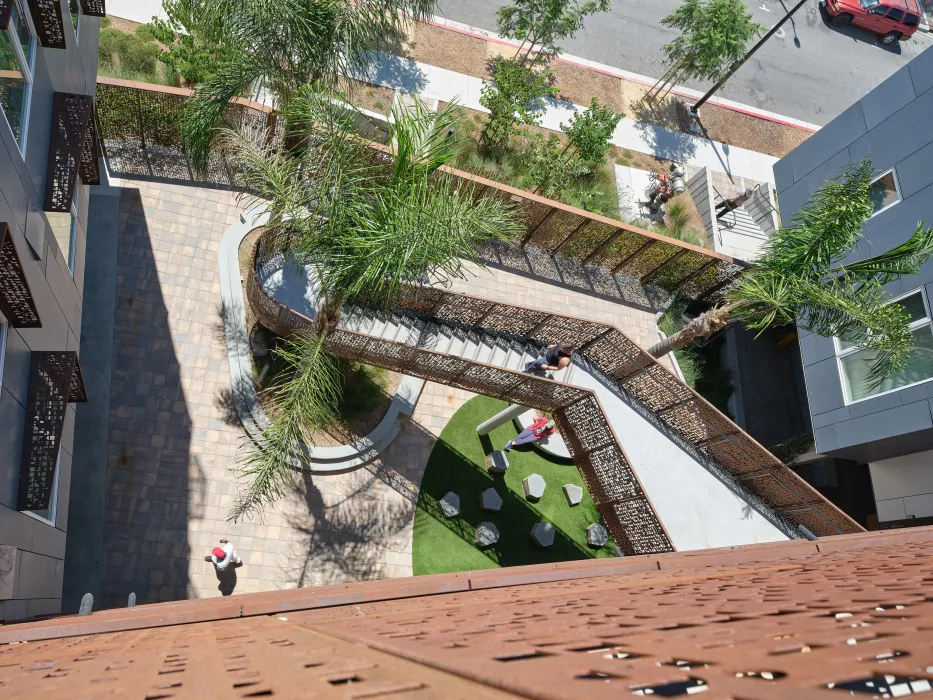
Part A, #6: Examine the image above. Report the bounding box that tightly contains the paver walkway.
[98,178,663,606]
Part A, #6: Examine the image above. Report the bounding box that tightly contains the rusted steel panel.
[79,0,105,17]
[17,352,76,512]
[78,113,101,185]
[44,93,92,212]
[26,0,65,48]
[95,79,743,300]
[0,222,41,328]
[0,0,13,29]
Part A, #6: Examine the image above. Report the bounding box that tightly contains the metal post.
[798,524,819,541]
[477,402,531,436]
[691,0,808,114]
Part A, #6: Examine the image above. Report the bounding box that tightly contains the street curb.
[425,14,821,133]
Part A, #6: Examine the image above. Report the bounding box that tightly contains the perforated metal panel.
[44,92,93,212]
[0,0,13,29]
[2,530,932,699]
[27,0,65,49]
[79,113,101,185]
[79,0,104,17]
[17,352,76,512]
[0,223,41,328]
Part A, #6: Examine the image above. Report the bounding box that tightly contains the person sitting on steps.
[524,342,574,378]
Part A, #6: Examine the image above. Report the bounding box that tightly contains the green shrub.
[98,25,179,86]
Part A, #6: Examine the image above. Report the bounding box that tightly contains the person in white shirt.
[205,538,241,572]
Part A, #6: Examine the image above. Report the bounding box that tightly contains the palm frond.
[759,159,874,278]
[835,221,933,286]
[230,332,341,522]
[182,56,262,177]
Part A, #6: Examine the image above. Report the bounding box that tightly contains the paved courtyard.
[98,178,660,607]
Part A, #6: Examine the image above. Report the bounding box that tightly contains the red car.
[824,0,922,43]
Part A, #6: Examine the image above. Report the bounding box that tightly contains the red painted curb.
[423,19,818,134]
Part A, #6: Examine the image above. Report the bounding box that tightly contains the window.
[869,169,900,216]
[869,4,890,13]
[23,449,60,526]
[0,1,35,152]
[887,7,904,20]
[904,13,919,26]
[69,0,80,42]
[47,188,78,274]
[836,290,933,403]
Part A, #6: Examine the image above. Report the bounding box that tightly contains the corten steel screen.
[1,528,931,699]
[44,92,93,213]
[94,78,744,302]
[247,229,860,541]
[0,223,41,328]
[17,352,76,512]
[247,235,673,556]
[26,0,65,48]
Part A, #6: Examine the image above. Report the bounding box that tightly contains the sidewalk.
[353,53,781,186]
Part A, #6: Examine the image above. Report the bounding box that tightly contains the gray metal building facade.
[774,46,933,522]
[0,1,100,621]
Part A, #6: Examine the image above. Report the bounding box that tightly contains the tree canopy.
[659,0,764,86]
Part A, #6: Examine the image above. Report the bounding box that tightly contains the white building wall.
[869,449,933,522]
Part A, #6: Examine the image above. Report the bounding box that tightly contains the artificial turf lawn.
[412,395,616,575]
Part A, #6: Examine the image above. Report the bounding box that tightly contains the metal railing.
[94,77,745,301]
[385,284,863,538]
[247,233,675,556]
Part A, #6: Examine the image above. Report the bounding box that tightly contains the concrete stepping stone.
[563,484,583,507]
[439,491,460,518]
[531,522,555,548]
[480,487,503,512]
[475,522,500,548]
[587,523,609,548]
[485,450,509,474]
[522,473,546,502]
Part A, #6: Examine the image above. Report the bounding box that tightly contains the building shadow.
[94,188,202,609]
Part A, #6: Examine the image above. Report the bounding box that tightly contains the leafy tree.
[498,0,611,67]
[227,93,524,521]
[649,0,764,100]
[649,160,933,392]
[175,0,437,176]
[525,134,589,198]
[149,0,233,86]
[560,98,623,166]
[480,57,555,149]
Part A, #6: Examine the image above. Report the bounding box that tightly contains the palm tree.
[649,160,933,391]
[174,0,437,175]
[226,90,524,521]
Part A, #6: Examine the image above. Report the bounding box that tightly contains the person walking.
[505,417,556,451]
[524,343,574,376]
[205,538,241,572]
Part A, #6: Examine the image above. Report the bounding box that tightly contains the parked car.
[823,0,922,43]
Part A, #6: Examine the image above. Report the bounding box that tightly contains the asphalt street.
[436,0,933,125]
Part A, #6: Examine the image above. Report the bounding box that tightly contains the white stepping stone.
[475,522,500,548]
[480,487,503,512]
[563,484,583,507]
[531,522,555,548]
[587,523,609,548]
[522,473,546,502]
[439,492,460,518]
[485,450,510,474]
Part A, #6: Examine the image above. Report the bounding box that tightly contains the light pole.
[690,0,809,116]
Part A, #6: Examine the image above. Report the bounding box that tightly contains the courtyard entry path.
[91,178,675,608]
